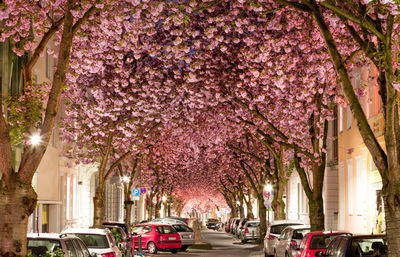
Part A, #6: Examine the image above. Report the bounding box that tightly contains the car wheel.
[170,249,178,254]
[180,245,188,251]
[241,238,247,243]
[147,242,158,254]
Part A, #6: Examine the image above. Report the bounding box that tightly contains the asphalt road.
[143,230,264,257]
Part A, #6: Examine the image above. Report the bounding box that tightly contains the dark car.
[206,218,220,230]
[317,234,387,257]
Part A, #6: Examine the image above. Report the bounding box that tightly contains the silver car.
[149,221,194,251]
[274,225,310,257]
[240,221,260,243]
[170,223,195,251]
[264,220,304,257]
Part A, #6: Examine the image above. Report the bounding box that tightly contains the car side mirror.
[132,232,138,236]
[315,251,324,256]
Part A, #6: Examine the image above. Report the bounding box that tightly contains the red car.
[130,224,181,254]
[295,231,350,257]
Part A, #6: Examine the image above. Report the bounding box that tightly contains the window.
[356,156,366,215]
[77,240,90,257]
[156,226,177,234]
[65,240,77,257]
[339,106,343,133]
[347,159,354,215]
[346,106,352,130]
[71,239,84,257]
[74,234,109,249]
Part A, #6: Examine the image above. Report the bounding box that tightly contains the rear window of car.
[173,225,193,232]
[247,222,260,228]
[27,239,61,255]
[352,237,386,254]
[156,226,177,234]
[74,234,109,249]
[310,235,342,249]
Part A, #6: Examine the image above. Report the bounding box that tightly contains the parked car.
[130,224,181,254]
[240,220,260,243]
[169,223,195,251]
[225,218,233,232]
[235,218,248,236]
[273,225,311,257]
[148,220,195,251]
[61,228,122,257]
[102,221,130,236]
[316,234,387,257]
[102,225,130,254]
[229,218,239,233]
[264,220,305,257]
[231,218,241,234]
[206,218,220,230]
[295,231,351,257]
[27,233,95,257]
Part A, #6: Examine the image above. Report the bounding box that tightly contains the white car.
[61,228,122,257]
[274,225,310,257]
[264,220,304,257]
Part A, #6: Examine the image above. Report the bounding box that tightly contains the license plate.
[168,237,176,240]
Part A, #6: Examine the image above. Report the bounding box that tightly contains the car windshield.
[270,224,299,235]
[74,234,109,249]
[173,225,193,232]
[27,239,61,256]
[310,235,343,249]
[247,222,260,228]
[292,229,310,240]
[156,226,177,234]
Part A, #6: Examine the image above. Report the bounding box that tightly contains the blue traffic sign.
[132,189,140,197]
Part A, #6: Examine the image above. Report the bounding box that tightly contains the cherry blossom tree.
[0,0,120,255]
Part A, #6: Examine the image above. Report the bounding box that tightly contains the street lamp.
[162,195,167,202]
[121,176,130,183]
[264,183,273,231]
[29,133,42,146]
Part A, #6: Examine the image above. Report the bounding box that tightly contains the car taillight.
[245,228,249,234]
[267,234,276,240]
[101,253,115,257]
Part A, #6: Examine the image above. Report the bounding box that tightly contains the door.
[140,226,153,249]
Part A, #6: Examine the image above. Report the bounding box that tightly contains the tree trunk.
[0,174,37,256]
[93,182,105,228]
[124,200,133,226]
[308,197,324,231]
[257,196,267,241]
[245,199,254,219]
[272,180,286,220]
[189,218,203,244]
[239,202,244,218]
[383,178,400,256]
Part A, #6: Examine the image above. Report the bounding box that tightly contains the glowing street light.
[29,133,42,146]
[121,176,130,183]
[162,196,167,202]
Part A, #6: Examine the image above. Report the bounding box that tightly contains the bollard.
[138,235,143,253]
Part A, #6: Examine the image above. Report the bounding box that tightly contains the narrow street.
[145,231,264,257]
